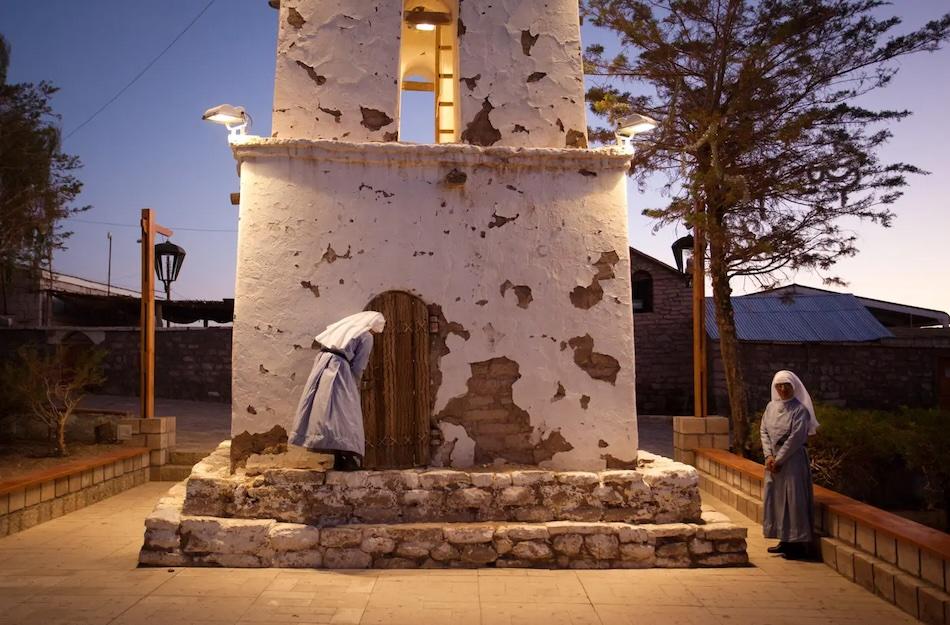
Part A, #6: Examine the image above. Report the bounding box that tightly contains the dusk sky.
[2,1,948,315]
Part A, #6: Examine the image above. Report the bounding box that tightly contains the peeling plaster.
[526,71,547,83]
[300,280,320,297]
[568,334,621,385]
[521,30,539,55]
[580,395,590,410]
[360,107,394,131]
[499,280,533,309]
[321,244,352,264]
[295,60,326,85]
[460,98,502,147]
[552,382,566,402]
[570,250,620,310]
[287,7,305,28]
[461,74,481,90]
[437,422,476,467]
[488,211,519,228]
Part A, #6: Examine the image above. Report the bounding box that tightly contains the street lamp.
[154,240,186,301]
[615,113,658,154]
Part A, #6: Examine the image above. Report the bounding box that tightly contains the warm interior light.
[415,22,436,31]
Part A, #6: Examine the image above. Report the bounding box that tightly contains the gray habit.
[289,332,374,456]
[761,397,814,543]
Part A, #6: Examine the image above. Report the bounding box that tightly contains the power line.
[65,0,218,139]
[70,218,236,233]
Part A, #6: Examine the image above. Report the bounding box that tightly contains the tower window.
[399,2,458,144]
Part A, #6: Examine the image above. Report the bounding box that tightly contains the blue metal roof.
[705,293,894,342]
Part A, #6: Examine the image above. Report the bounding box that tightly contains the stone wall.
[711,338,950,415]
[183,445,700,526]
[0,327,231,402]
[229,138,638,470]
[629,250,694,415]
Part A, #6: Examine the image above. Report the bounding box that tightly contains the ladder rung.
[438,102,453,107]
[438,129,454,134]
[438,73,454,78]
[439,45,452,50]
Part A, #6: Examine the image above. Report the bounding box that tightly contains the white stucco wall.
[229,137,637,470]
[458,0,589,148]
[272,1,402,141]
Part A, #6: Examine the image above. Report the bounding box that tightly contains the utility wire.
[65,0,218,139]
[70,218,237,233]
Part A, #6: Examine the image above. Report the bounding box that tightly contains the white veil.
[315,311,386,350]
[771,370,819,435]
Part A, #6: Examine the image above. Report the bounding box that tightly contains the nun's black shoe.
[767,542,788,554]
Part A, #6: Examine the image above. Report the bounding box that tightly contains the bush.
[1,344,105,456]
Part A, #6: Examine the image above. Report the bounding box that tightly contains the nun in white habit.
[289,311,385,470]
[761,370,819,559]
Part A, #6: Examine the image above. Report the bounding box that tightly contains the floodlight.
[202,104,251,138]
[615,113,658,154]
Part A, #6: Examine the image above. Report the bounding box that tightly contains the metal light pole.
[106,232,112,296]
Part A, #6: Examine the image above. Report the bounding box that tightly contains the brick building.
[629,247,950,415]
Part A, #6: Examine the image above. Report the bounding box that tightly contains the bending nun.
[289,311,385,470]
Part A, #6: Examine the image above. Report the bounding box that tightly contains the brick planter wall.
[0,448,151,537]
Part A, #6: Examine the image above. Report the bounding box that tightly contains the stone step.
[184,443,703,527]
[151,465,194,482]
[169,450,211,466]
[139,482,749,570]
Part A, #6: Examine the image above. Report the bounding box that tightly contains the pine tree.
[583,1,950,454]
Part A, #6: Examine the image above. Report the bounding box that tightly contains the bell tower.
[272,0,588,148]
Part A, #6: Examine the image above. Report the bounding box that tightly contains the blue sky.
[2,1,948,315]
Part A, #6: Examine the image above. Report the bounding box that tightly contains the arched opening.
[398,0,458,143]
[361,290,431,468]
[632,271,654,313]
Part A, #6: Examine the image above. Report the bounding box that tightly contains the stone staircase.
[139,442,749,570]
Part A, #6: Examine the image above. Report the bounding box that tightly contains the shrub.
[1,344,105,456]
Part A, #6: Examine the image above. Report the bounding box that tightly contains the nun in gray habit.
[761,370,820,560]
[289,311,385,470]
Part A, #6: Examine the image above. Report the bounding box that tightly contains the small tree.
[2,344,105,456]
[582,1,950,453]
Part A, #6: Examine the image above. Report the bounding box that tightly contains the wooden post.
[140,209,172,420]
[692,207,708,419]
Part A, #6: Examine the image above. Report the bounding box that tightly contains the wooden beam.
[140,208,173,421]
[692,201,708,419]
[402,81,434,92]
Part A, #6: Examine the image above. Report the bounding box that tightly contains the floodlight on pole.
[202,104,252,139]
[615,113,658,154]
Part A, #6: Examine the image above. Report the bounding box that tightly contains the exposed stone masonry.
[182,444,700,527]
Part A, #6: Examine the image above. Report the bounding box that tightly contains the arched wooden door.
[361,291,431,468]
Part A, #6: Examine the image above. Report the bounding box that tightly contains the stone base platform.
[183,443,702,525]
[139,443,749,570]
[141,482,748,570]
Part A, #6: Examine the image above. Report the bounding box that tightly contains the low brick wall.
[0,326,232,402]
[671,416,730,466]
[693,448,950,624]
[0,448,151,538]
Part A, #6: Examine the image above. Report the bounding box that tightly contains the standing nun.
[761,370,820,560]
[289,311,385,470]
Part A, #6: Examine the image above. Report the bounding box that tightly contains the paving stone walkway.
[0,481,915,625]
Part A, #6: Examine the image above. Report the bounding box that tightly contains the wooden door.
[361,291,431,468]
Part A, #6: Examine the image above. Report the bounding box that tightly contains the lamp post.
[672,230,707,418]
[140,209,173,421]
